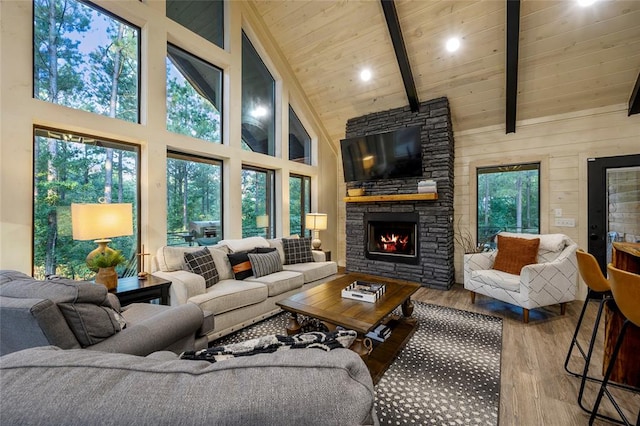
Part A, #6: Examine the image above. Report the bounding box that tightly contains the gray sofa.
[152,236,338,341]
[0,270,212,356]
[0,346,378,425]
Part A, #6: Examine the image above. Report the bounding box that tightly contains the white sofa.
[464,232,578,322]
[152,236,338,341]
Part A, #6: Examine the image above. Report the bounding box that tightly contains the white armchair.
[464,232,578,323]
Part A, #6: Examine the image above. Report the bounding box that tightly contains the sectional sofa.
[1,345,378,425]
[152,236,338,341]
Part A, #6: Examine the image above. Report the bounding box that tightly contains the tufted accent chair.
[463,232,578,323]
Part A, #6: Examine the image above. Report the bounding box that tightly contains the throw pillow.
[227,251,254,280]
[184,248,219,288]
[248,250,283,278]
[492,235,540,275]
[255,247,277,254]
[282,236,314,265]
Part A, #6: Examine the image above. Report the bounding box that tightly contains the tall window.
[166,152,223,246]
[166,0,224,49]
[477,163,540,245]
[166,44,222,144]
[241,167,275,238]
[289,174,311,236]
[241,32,275,156]
[33,128,139,280]
[289,107,311,164]
[33,0,140,122]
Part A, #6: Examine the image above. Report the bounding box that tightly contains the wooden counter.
[605,242,640,386]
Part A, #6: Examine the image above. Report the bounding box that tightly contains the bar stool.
[565,249,612,375]
[564,249,625,416]
[588,264,640,425]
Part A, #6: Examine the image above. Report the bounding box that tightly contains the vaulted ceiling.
[250,0,640,147]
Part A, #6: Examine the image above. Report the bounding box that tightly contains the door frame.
[587,154,640,274]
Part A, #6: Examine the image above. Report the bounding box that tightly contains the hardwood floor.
[412,284,640,426]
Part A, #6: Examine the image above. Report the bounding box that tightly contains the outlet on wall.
[554,208,562,217]
[554,218,575,227]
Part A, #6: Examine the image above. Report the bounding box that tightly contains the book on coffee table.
[341,280,386,303]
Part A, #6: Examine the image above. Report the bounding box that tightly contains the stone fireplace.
[344,97,455,290]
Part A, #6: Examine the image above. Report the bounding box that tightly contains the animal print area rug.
[213,301,503,425]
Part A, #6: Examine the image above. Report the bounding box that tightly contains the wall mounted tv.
[340,126,423,183]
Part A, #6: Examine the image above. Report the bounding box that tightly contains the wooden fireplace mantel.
[343,193,438,203]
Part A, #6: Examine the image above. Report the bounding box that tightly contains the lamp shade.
[71,203,133,241]
[305,213,328,231]
[256,215,269,228]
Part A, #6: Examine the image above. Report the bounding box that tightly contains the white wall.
[453,104,640,298]
[0,0,338,273]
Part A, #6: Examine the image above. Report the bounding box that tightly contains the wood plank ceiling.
[250,0,640,146]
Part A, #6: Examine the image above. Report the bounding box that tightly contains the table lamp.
[305,213,327,250]
[71,202,133,267]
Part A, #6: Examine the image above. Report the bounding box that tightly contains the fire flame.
[379,233,409,252]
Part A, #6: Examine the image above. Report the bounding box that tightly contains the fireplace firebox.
[365,212,419,264]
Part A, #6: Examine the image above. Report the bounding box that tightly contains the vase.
[95,267,118,291]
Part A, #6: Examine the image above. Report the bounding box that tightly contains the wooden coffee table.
[276,273,420,383]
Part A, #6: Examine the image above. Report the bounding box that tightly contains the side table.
[323,250,331,261]
[113,275,171,306]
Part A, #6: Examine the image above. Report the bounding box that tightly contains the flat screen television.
[340,126,423,182]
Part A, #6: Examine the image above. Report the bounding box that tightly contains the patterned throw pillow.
[248,250,283,278]
[227,251,254,280]
[492,235,540,275]
[282,236,314,265]
[184,248,219,288]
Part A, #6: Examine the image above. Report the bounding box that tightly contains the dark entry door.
[587,154,640,274]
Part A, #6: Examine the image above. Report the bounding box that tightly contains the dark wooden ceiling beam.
[629,72,640,116]
[380,0,420,112]
[505,0,521,133]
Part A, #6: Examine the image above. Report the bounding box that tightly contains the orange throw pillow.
[492,235,540,275]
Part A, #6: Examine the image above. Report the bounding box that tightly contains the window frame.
[166,43,224,144]
[289,174,311,237]
[32,126,141,279]
[166,150,224,246]
[472,159,550,246]
[288,106,312,165]
[165,0,224,49]
[32,0,141,123]
[241,30,276,157]
[241,165,276,239]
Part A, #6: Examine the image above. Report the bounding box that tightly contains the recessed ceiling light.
[360,69,372,82]
[577,0,597,6]
[446,37,461,53]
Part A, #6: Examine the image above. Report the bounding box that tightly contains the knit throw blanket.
[180,330,358,363]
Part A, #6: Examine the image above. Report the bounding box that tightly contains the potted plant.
[87,250,126,290]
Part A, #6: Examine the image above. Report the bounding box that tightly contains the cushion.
[184,248,219,288]
[227,251,254,280]
[498,232,567,252]
[282,237,314,265]
[492,235,540,275]
[246,270,304,296]
[180,330,358,363]
[219,237,270,253]
[283,261,337,283]
[187,280,268,315]
[57,303,123,347]
[156,246,203,272]
[248,250,283,278]
[207,246,234,280]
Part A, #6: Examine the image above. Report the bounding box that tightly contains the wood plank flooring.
[412,284,640,426]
